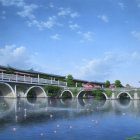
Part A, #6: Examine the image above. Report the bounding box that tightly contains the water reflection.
[0,98,139,121]
[0,98,140,139]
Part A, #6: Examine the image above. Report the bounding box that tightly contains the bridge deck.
[0,73,67,87]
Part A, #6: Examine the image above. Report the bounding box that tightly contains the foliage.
[20,86,28,92]
[39,75,51,80]
[61,91,72,99]
[128,90,135,98]
[114,80,123,88]
[47,92,57,97]
[104,80,111,88]
[5,69,14,74]
[65,74,75,87]
[91,88,105,99]
[126,84,131,88]
[27,90,36,98]
[35,74,65,82]
[105,90,112,97]
[43,85,60,98]
[125,133,140,140]
[137,90,140,97]
[114,91,120,96]
[77,82,82,87]
[119,93,130,99]
[71,89,79,96]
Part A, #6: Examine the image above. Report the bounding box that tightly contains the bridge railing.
[64,87,140,91]
[0,72,67,87]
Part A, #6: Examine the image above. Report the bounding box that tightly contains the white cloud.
[77,31,94,41]
[75,53,119,81]
[118,2,125,10]
[0,0,79,30]
[1,10,6,19]
[137,0,140,7]
[49,3,54,8]
[27,19,42,29]
[17,4,38,19]
[27,16,62,30]
[0,0,25,7]
[41,16,58,29]
[2,10,6,14]
[98,15,109,23]
[69,24,80,30]
[50,34,60,40]
[58,8,71,16]
[58,7,79,18]
[0,0,38,21]
[0,45,32,69]
[131,52,139,58]
[1,16,6,19]
[74,52,140,82]
[131,31,140,40]
[70,12,79,18]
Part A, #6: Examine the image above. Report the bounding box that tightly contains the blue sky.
[0,0,140,86]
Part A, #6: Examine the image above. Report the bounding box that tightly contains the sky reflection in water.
[0,98,140,140]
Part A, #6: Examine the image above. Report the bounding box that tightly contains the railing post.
[31,77,32,83]
[2,72,3,80]
[38,74,40,83]
[58,80,59,85]
[51,77,52,84]
[16,74,18,82]
[24,75,25,82]
[66,82,67,87]
[9,74,10,81]
[76,82,77,87]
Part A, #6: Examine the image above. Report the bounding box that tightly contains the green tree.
[5,69,14,74]
[114,80,123,88]
[65,75,75,87]
[104,80,111,88]
[77,82,82,87]
[126,84,131,88]
[43,85,60,97]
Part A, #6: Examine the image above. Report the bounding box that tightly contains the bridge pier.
[111,93,116,100]
[134,92,139,99]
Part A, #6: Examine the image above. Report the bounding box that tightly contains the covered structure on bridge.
[0,65,65,81]
[73,79,105,88]
[0,65,105,87]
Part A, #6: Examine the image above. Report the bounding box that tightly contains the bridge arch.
[0,82,16,98]
[76,90,108,99]
[102,92,109,99]
[117,92,133,99]
[25,86,46,98]
[60,90,74,98]
[115,100,132,109]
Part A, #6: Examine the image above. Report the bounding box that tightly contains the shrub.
[43,85,60,98]
[71,89,79,96]
[105,90,112,97]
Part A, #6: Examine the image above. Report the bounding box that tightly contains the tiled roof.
[0,65,105,84]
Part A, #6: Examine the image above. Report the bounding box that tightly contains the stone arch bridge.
[61,87,140,100]
[0,72,66,98]
[0,81,140,99]
[0,72,140,99]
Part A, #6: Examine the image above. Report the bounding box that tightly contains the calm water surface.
[0,98,140,140]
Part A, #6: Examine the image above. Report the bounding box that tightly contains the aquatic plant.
[125,133,140,140]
